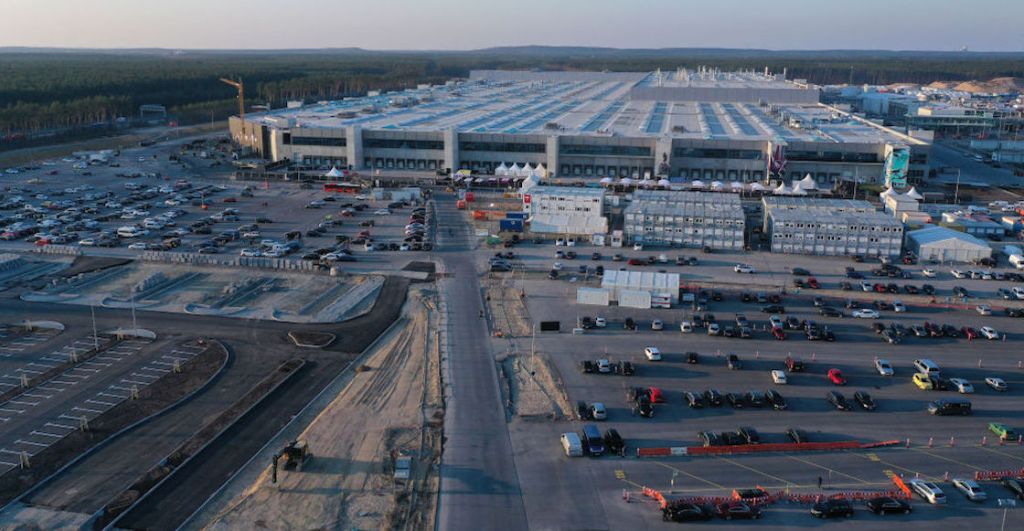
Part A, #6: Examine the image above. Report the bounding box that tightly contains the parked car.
[826,391,850,411]
[908,479,946,505]
[952,478,987,502]
[828,368,847,385]
[771,370,787,384]
[715,502,762,520]
[875,358,894,376]
[811,498,854,518]
[866,496,911,515]
[765,389,787,410]
[726,353,741,370]
[1002,477,1024,500]
[786,427,809,443]
[985,377,1008,391]
[854,390,876,410]
[644,347,661,361]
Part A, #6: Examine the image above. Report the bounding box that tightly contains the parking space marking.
[0,408,24,414]
[867,453,880,462]
[122,379,150,385]
[15,439,47,447]
[98,392,127,400]
[30,431,63,439]
[37,385,65,392]
[21,392,51,399]
[9,400,38,406]
[652,461,726,490]
[141,366,169,373]
[784,454,872,485]
[50,380,76,385]
[853,452,939,482]
[72,406,102,414]
[86,398,116,407]
[45,422,76,430]
[910,448,986,470]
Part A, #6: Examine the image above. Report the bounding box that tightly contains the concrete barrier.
[685,441,863,456]
[141,250,323,274]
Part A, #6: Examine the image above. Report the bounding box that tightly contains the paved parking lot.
[485,235,1024,528]
[0,337,203,475]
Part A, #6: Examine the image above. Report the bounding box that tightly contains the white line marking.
[121,379,150,385]
[0,408,24,414]
[45,422,76,430]
[15,439,47,447]
[31,431,63,438]
[9,400,38,406]
[86,399,115,407]
[72,406,102,414]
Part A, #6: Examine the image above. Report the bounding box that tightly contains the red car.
[807,277,820,289]
[828,368,847,385]
[627,258,645,266]
[223,197,237,203]
[648,387,665,403]
[771,327,786,340]
[962,327,978,340]
[874,283,887,293]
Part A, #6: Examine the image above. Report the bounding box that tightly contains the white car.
[769,315,784,329]
[399,244,412,251]
[976,304,992,316]
[985,377,1008,391]
[594,317,607,328]
[552,262,563,271]
[644,347,662,361]
[908,479,946,505]
[860,281,873,292]
[651,319,664,331]
[596,359,612,373]
[555,238,565,246]
[950,269,967,279]
[980,326,999,340]
[590,402,607,420]
[922,268,937,278]
[1013,286,1024,300]
[852,308,880,319]
[78,238,97,246]
[949,378,974,394]
[875,358,894,376]
[892,300,906,313]
[706,323,721,336]
[952,478,987,502]
[679,321,693,333]
[733,264,755,274]
[239,248,262,257]
[127,242,147,250]
[566,237,576,247]
[374,209,391,215]
[771,370,787,385]
[632,243,643,251]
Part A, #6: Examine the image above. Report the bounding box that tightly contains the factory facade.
[230,69,931,188]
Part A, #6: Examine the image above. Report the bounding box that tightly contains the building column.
[443,129,459,173]
[546,135,560,178]
[346,126,363,170]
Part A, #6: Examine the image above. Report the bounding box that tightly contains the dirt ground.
[200,287,442,531]
[502,352,572,420]
[485,272,532,338]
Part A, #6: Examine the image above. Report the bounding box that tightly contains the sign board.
[885,146,910,188]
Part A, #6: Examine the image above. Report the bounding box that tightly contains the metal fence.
[140,251,325,273]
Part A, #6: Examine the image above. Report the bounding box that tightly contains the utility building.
[763,197,904,257]
[906,226,993,263]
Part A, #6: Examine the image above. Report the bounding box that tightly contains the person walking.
[817,476,823,489]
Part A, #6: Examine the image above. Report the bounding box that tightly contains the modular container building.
[762,196,904,258]
[576,287,611,306]
[622,190,745,250]
[523,186,608,235]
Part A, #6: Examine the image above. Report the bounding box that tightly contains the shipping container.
[505,212,527,220]
[499,219,524,232]
[576,287,611,306]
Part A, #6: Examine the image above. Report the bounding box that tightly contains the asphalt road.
[929,142,1022,187]
[435,195,529,531]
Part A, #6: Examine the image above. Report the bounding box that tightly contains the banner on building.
[884,146,910,188]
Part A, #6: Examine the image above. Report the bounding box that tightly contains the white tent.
[749,182,766,191]
[640,178,655,188]
[730,181,744,192]
[657,178,671,187]
[773,183,789,195]
[521,163,534,177]
[534,163,547,178]
[324,166,344,178]
[619,178,634,186]
[790,182,808,195]
[879,187,896,200]
[798,173,817,190]
[520,174,541,193]
[599,177,614,185]
[495,162,509,176]
[509,163,521,177]
[905,187,924,200]
[710,180,724,190]
[691,180,706,188]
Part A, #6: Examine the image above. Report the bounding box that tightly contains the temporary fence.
[635,447,687,458]
[32,244,81,256]
[684,440,863,456]
[140,251,325,273]
[974,467,1024,481]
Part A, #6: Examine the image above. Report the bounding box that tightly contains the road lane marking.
[852,451,939,482]
[977,446,1024,463]
[715,456,796,487]
[652,461,727,490]
[785,454,872,485]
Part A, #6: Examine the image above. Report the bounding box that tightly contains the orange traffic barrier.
[685,441,862,456]
[636,447,672,457]
[891,474,912,497]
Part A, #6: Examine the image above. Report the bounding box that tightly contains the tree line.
[2,49,1022,140]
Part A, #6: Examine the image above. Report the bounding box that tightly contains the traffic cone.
[928,437,933,448]
[982,436,988,447]
[905,438,911,448]
[950,436,956,447]
[812,352,817,361]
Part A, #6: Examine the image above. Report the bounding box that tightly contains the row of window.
[562,144,652,157]
[460,141,545,153]
[672,148,762,160]
[365,138,444,150]
[364,158,443,170]
[785,151,881,163]
[286,135,346,147]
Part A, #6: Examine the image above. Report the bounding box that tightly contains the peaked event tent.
[324,167,344,178]
[798,173,817,190]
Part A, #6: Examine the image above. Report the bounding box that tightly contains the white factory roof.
[908,226,990,248]
[601,269,680,292]
[242,71,915,145]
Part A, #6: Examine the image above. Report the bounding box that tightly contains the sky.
[4,0,1023,51]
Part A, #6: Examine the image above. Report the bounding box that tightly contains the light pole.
[954,168,961,205]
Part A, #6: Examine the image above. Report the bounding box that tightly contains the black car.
[745,391,766,408]
[726,392,746,408]
[822,327,837,342]
[603,429,625,455]
[765,389,788,410]
[818,306,842,317]
[663,501,713,522]
[827,391,850,411]
[580,360,596,373]
[792,267,810,276]
[922,284,936,295]
[740,292,754,302]
[703,389,724,406]
[738,426,760,444]
[632,396,654,418]
[685,352,700,364]
[719,431,746,445]
[786,427,809,443]
[699,431,722,447]
[812,498,854,518]
[1002,477,1024,500]
[685,391,706,409]
[727,354,742,370]
[866,496,911,515]
[761,304,786,314]
[627,387,649,402]
[591,252,601,260]
[716,501,763,520]
[618,361,635,376]
[854,390,876,410]
[576,400,592,420]
[813,296,825,307]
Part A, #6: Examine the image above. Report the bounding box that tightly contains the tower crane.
[219,78,245,120]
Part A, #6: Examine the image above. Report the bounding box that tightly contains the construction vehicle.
[271,439,311,483]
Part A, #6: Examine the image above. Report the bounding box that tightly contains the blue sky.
[5,0,1023,51]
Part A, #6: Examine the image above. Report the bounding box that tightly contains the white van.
[117,226,146,238]
[914,358,941,377]
[561,432,583,457]
[680,321,693,333]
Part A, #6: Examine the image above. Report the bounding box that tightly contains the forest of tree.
[2,47,1023,143]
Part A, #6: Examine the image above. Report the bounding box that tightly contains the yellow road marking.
[978,446,1024,463]
[615,469,626,480]
[867,453,880,462]
[653,461,726,490]
[785,454,872,485]
[714,456,795,487]
[853,452,939,482]
[883,469,896,479]
[910,448,984,470]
